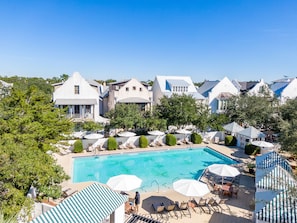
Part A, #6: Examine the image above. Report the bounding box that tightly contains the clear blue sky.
[0,0,296,83]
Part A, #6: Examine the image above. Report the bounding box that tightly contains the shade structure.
[251,140,274,148]
[176,129,192,135]
[107,174,142,191]
[208,164,240,180]
[148,130,165,136]
[173,179,210,197]
[117,131,136,137]
[84,133,104,139]
[223,122,244,134]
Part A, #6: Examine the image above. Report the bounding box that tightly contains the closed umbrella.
[117,131,136,137]
[84,133,104,139]
[107,174,142,191]
[173,179,210,197]
[176,129,192,135]
[208,164,240,184]
[148,130,165,136]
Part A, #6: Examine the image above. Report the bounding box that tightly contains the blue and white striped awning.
[256,190,297,223]
[256,151,292,173]
[256,165,297,191]
[31,183,127,223]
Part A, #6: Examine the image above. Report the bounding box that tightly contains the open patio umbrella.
[251,140,274,148]
[207,164,240,184]
[117,131,136,137]
[84,133,104,140]
[106,174,142,191]
[173,179,210,197]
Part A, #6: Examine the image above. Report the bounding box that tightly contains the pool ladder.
[151,180,160,193]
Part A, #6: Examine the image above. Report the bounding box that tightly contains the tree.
[155,94,198,128]
[105,104,143,130]
[0,87,72,218]
[278,99,297,154]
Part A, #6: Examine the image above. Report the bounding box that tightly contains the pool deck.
[54,143,255,223]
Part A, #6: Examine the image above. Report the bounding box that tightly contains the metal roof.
[31,183,127,223]
[197,81,219,97]
[256,151,292,172]
[237,126,266,138]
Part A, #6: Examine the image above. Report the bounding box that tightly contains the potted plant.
[247,163,256,174]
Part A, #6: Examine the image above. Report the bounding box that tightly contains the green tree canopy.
[0,86,72,218]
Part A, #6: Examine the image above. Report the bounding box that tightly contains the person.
[134,191,140,213]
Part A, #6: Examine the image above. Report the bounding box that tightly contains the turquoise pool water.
[73,147,236,192]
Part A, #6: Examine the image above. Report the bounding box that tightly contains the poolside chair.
[164,202,178,219]
[156,140,165,146]
[207,198,220,213]
[194,198,211,214]
[184,137,193,145]
[213,198,230,213]
[126,142,136,149]
[119,142,128,149]
[62,188,77,198]
[176,139,184,145]
[152,203,166,219]
[175,201,191,218]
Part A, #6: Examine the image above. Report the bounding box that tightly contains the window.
[74,85,80,94]
[133,86,136,90]
[139,87,142,91]
[126,87,129,91]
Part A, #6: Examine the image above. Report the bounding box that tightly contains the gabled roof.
[223,122,244,133]
[270,82,289,97]
[237,126,265,138]
[31,183,127,223]
[238,81,259,91]
[197,80,219,97]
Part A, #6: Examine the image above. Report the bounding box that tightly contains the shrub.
[191,133,202,144]
[245,144,260,155]
[166,134,176,146]
[73,140,83,153]
[225,135,237,146]
[107,137,118,150]
[139,135,148,148]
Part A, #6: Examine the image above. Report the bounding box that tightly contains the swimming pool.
[73,147,237,192]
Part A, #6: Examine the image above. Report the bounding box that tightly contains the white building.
[152,75,205,105]
[198,77,239,113]
[102,78,153,114]
[270,77,297,104]
[52,72,101,122]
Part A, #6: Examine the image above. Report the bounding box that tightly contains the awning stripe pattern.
[256,151,292,173]
[255,151,297,223]
[31,183,127,223]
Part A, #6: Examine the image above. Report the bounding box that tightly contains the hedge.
[73,140,83,153]
[107,137,118,150]
[191,133,202,144]
[225,135,237,146]
[139,135,148,148]
[245,144,261,155]
[166,134,176,146]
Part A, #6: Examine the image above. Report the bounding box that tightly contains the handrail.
[172,177,180,183]
[151,180,159,193]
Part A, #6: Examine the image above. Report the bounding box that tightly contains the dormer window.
[74,85,80,94]
[166,79,190,93]
[133,86,136,90]
[126,87,129,91]
[139,87,142,92]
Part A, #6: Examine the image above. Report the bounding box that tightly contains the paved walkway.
[54,143,255,223]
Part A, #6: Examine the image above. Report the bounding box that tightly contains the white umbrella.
[106,174,142,191]
[84,133,104,139]
[251,140,274,148]
[173,179,210,197]
[117,131,136,137]
[176,129,192,135]
[208,164,240,184]
[148,130,165,136]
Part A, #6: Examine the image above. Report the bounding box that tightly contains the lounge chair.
[152,203,166,219]
[213,198,230,213]
[156,140,165,146]
[126,143,136,149]
[164,202,178,219]
[184,137,193,145]
[119,142,128,149]
[149,141,156,147]
[176,139,184,145]
[62,188,77,198]
[207,198,220,213]
[194,198,211,214]
[175,201,191,218]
